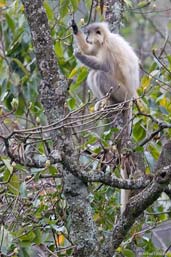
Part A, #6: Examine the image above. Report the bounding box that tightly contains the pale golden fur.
[74,22,139,103]
[73,22,140,213]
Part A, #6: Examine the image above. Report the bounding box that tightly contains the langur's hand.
[71,19,78,34]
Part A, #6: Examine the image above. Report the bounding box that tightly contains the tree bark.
[22,1,98,256]
[105,0,125,32]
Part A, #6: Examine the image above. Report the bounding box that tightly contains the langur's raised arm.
[71,20,93,55]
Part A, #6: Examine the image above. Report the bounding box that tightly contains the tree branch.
[64,160,152,189]
[105,141,171,255]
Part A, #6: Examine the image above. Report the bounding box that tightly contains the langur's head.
[85,22,110,47]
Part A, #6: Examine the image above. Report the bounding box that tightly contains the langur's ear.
[71,19,78,35]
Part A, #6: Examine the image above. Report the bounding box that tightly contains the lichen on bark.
[22,1,98,256]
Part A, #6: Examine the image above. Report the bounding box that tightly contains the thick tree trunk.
[22,1,98,256]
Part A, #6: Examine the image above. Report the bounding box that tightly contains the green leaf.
[102,128,118,141]
[8,174,20,195]
[19,182,27,197]
[123,0,132,7]
[69,67,88,91]
[70,0,80,11]
[134,146,144,152]
[19,231,36,243]
[4,94,14,109]
[84,133,98,147]
[68,67,78,79]
[3,169,11,183]
[167,55,171,71]
[43,1,55,21]
[1,91,9,102]
[48,165,58,176]
[167,55,171,65]
[54,40,63,58]
[149,61,157,73]
[122,249,135,257]
[6,27,24,56]
[59,0,70,18]
[144,151,155,171]
[15,92,25,115]
[11,58,30,76]
[91,146,101,154]
[2,158,13,173]
[137,1,151,8]
[133,122,146,142]
[148,143,160,160]
[141,75,151,90]
[67,97,76,110]
[5,13,15,32]
[33,229,42,244]
[0,226,13,255]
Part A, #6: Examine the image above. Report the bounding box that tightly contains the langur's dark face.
[85,26,105,46]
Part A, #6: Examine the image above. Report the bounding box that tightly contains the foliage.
[0,0,171,256]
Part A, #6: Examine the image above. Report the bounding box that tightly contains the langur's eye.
[96,30,101,34]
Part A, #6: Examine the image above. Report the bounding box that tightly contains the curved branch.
[67,165,152,189]
[105,141,171,255]
[109,166,171,253]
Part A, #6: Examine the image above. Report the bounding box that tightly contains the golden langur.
[71,20,140,213]
[71,20,139,105]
